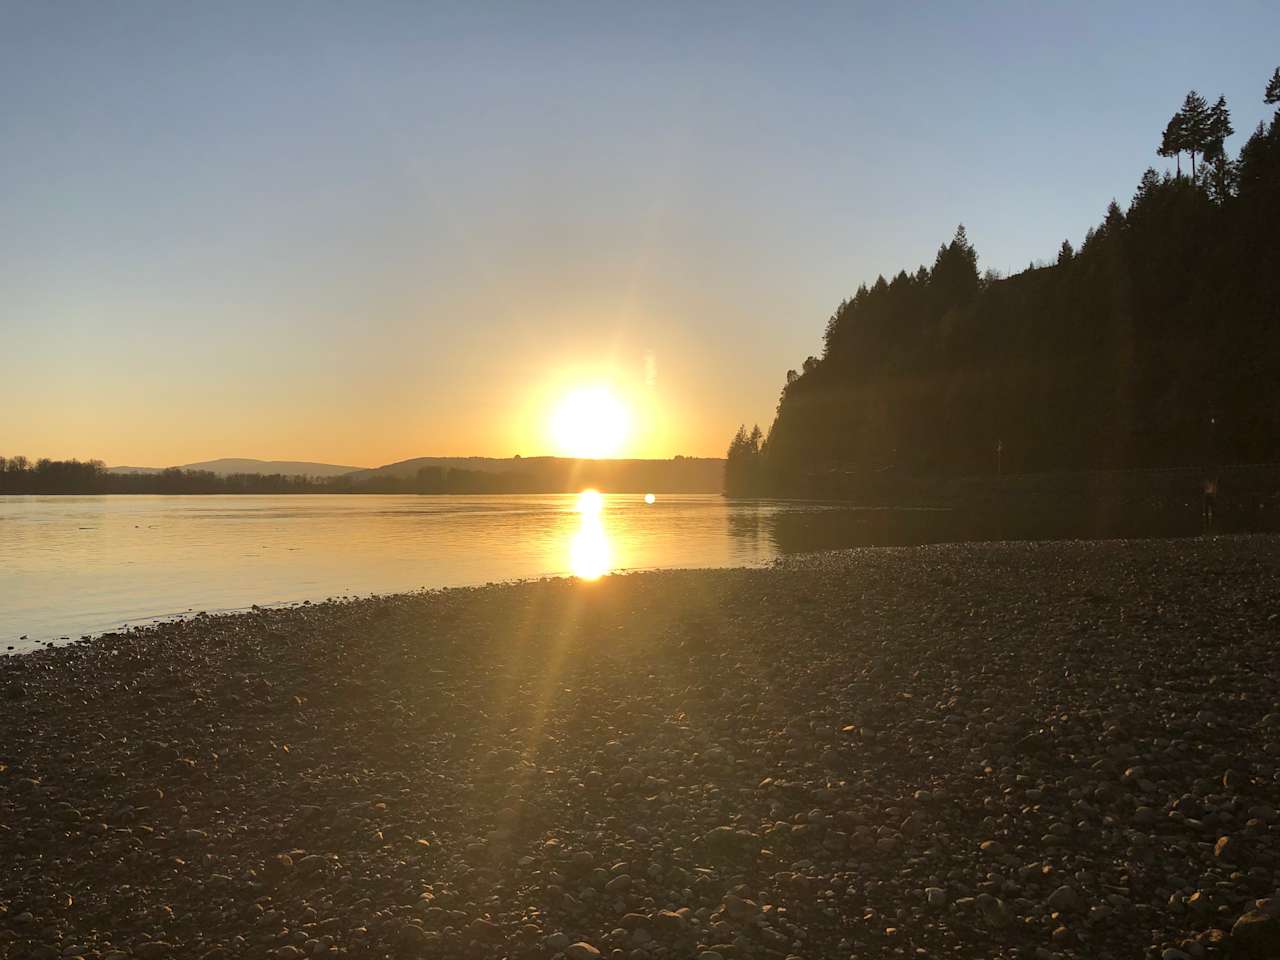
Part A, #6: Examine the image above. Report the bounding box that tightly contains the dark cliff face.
[758,111,1280,491]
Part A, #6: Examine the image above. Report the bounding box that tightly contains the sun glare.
[570,489,610,579]
[576,489,604,514]
[550,386,630,459]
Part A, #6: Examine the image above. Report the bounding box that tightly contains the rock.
[654,909,689,934]
[976,894,1011,928]
[467,918,503,942]
[545,932,571,951]
[605,874,632,894]
[926,887,948,909]
[722,894,759,921]
[134,945,174,960]
[1047,885,1082,913]
[1230,910,1280,956]
[703,826,759,858]
[566,943,602,960]
[1215,835,1246,864]
[296,854,327,875]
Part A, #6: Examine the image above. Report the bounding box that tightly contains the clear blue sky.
[4,1,1277,465]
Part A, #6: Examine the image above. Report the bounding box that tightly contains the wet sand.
[2,536,1279,960]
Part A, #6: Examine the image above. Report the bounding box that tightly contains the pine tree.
[1266,67,1280,105]
[1204,95,1233,161]
[1101,199,1126,237]
[1159,113,1186,176]
[1203,154,1238,203]
[1179,91,1211,178]
[1057,239,1075,264]
[1135,167,1162,203]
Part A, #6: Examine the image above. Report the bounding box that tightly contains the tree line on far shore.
[0,455,724,495]
[0,457,544,495]
[727,68,1280,497]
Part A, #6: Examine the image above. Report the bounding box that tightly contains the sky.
[3,1,1278,467]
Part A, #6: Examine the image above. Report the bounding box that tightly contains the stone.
[654,909,689,933]
[976,894,1011,928]
[1215,835,1245,864]
[566,943,602,960]
[296,854,327,875]
[1047,885,1082,913]
[722,894,759,921]
[1231,910,1280,956]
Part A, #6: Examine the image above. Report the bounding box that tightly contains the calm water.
[0,494,850,652]
[4,489,1254,653]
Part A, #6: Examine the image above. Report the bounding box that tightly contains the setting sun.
[549,386,631,459]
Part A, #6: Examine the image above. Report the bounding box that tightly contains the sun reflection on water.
[570,489,611,580]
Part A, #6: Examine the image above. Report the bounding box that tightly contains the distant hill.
[352,456,725,493]
[108,458,364,477]
[100,455,725,492]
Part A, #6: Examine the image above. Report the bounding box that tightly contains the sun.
[549,386,631,458]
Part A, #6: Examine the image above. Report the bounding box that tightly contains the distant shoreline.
[0,455,726,496]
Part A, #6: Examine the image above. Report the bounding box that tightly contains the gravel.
[2,535,1279,960]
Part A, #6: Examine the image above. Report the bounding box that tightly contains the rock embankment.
[2,536,1279,960]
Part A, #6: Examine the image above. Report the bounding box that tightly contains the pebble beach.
[2,535,1279,960]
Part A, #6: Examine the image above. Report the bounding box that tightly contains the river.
[1,493,859,651]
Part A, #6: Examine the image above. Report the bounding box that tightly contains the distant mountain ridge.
[107,458,365,477]
[104,454,726,493]
[352,455,725,493]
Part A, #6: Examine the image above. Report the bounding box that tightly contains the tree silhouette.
[724,425,766,496]
[1181,91,1211,178]
[1266,67,1280,105]
[737,72,1280,489]
[1204,96,1234,161]
[1159,113,1186,176]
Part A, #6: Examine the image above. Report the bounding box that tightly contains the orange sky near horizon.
[5,301,773,467]
[9,5,1274,470]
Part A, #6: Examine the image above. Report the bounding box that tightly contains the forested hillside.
[727,71,1280,496]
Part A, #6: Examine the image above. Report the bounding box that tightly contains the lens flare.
[644,493,656,505]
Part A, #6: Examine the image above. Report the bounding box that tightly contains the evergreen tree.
[1159,113,1186,176]
[930,225,980,306]
[1134,168,1162,204]
[724,425,766,496]
[1057,239,1074,264]
[1179,91,1211,178]
[1266,67,1280,105]
[1204,95,1233,161]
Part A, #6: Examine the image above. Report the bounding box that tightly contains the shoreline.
[2,536,1279,960]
